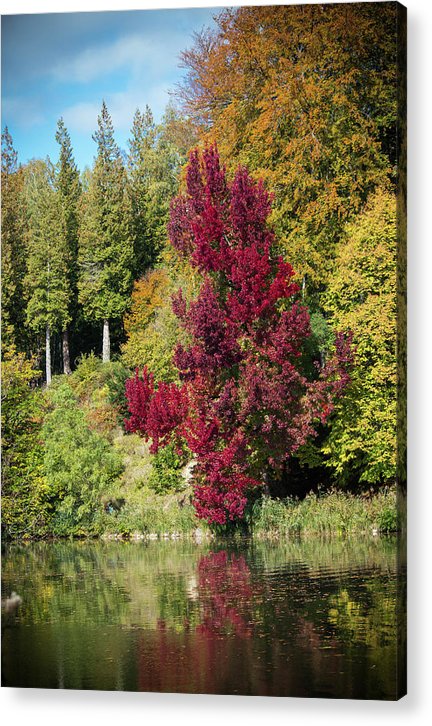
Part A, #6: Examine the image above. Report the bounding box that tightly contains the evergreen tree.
[24,160,71,385]
[127,106,156,276]
[1,127,28,354]
[127,105,183,278]
[78,101,133,362]
[55,118,81,373]
[159,101,198,158]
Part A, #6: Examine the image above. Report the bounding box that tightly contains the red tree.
[125,146,352,525]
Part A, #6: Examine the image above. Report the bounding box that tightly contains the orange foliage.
[178,4,397,291]
[124,269,170,336]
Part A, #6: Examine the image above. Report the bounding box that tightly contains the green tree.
[78,101,133,362]
[127,105,184,278]
[121,268,180,381]
[24,160,71,385]
[159,101,198,158]
[1,348,49,538]
[322,189,397,485]
[1,127,28,354]
[55,118,82,373]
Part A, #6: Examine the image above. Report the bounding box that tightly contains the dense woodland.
[1,4,404,538]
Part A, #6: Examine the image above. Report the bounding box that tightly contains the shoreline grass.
[5,487,400,542]
[250,487,400,539]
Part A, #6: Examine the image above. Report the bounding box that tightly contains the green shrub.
[99,490,199,536]
[1,348,50,538]
[68,354,130,434]
[43,382,124,535]
[147,441,187,493]
[68,352,102,399]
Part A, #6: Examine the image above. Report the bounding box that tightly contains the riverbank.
[251,487,401,539]
[101,487,400,541]
[4,487,400,542]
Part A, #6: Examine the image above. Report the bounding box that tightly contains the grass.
[98,489,202,537]
[96,486,400,540]
[251,487,399,538]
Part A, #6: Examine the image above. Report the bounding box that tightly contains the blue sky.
[1,7,221,170]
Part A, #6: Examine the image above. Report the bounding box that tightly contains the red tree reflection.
[137,550,255,693]
[195,550,253,638]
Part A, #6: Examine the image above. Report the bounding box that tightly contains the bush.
[69,353,130,433]
[1,348,50,538]
[147,441,188,493]
[43,382,124,535]
[98,489,200,536]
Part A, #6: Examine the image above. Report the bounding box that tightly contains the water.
[1,538,405,699]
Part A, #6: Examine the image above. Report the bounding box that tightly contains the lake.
[1,537,405,699]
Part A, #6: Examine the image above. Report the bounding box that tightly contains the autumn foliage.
[125,147,352,525]
[177,4,397,293]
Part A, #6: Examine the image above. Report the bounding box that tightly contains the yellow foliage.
[323,189,397,484]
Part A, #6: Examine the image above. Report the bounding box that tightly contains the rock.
[2,592,22,613]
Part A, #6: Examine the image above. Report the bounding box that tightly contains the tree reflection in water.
[196,550,253,638]
[2,539,402,698]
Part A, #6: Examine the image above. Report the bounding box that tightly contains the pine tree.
[55,118,81,374]
[127,106,156,276]
[78,101,133,362]
[127,105,183,278]
[24,160,71,385]
[1,127,28,354]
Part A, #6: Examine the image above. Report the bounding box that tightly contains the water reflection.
[2,537,405,698]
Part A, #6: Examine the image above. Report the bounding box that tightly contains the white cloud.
[52,31,185,85]
[61,101,101,134]
[2,96,44,128]
[62,83,171,135]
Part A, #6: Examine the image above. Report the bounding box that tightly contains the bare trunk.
[261,470,270,497]
[62,328,72,375]
[45,323,52,386]
[102,319,110,363]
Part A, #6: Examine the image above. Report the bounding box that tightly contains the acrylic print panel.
[1,1,406,700]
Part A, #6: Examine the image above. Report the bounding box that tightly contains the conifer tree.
[127,106,156,276]
[1,127,28,354]
[78,101,133,362]
[24,160,70,385]
[55,118,81,373]
[127,105,182,277]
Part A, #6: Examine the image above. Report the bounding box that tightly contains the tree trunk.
[102,319,110,363]
[62,328,72,375]
[45,323,52,386]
